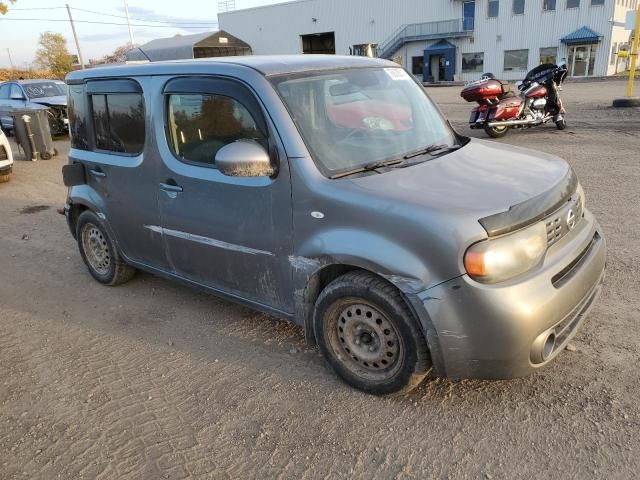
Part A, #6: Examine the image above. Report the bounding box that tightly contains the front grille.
[545,192,583,247]
[0,146,7,161]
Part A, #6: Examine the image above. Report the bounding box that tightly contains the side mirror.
[214,139,274,177]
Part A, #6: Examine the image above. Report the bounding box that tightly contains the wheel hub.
[334,303,400,373]
[82,224,111,275]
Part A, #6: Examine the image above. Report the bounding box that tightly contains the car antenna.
[135,46,152,62]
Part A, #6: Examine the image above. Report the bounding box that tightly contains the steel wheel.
[81,223,111,276]
[327,299,403,381]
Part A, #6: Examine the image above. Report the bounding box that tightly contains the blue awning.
[424,39,456,52]
[561,26,602,45]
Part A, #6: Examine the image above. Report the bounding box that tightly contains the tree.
[0,0,16,15]
[34,32,74,77]
[101,44,136,64]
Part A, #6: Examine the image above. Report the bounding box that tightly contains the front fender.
[293,228,432,293]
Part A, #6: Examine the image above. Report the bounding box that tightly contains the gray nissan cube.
[63,56,606,395]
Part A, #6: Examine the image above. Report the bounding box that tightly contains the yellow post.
[627,7,640,97]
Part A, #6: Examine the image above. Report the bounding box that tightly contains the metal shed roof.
[126,30,251,62]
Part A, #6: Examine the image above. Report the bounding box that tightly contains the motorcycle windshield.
[525,64,556,84]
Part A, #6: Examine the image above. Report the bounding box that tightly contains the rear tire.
[314,271,431,395]
[555,119,567,130]
[76,210,136,286]
[484,124,510,138]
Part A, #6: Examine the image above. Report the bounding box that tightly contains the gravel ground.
[0,79,638,479]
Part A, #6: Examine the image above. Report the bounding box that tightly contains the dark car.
[62,56,606,395]
[0,79,69,136]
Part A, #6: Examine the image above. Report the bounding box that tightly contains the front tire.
[484,124,510,138]
[76,210,136,286]
[555,118,567,130]
[314,271,431,395]
[0,173,10,183]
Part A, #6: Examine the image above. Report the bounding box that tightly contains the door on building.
[430,56,447,82]
[301,32,336,54]
[567,44,597,77]
[463,1,475,31]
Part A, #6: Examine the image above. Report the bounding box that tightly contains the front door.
[568,44,597,77]
[431,56,442,81]
[154,75,294,313]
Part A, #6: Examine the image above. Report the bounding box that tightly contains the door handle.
[89,168,106,178]
[160,182,183,193]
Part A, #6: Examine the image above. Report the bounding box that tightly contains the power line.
[71,7,219,25]
[0,18,216,28]
[7,6,67,10]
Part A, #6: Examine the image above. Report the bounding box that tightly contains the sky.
[0,0,287,68]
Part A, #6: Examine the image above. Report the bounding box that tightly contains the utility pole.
[123,0,135,46]
[66,4,85,69]
[6,48,14,69]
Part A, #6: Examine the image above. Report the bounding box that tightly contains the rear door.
[153,75,294,313]
[69,78,168,270]
[0,84,16,129]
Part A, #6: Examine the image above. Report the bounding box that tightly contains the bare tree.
[101,44,136,64]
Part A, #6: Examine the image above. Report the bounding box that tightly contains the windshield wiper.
[403,143,461,160]
[329,158,405,179]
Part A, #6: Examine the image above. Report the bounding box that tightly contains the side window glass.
[167,94,266,166]
[90,93,145,154]
[0,85,9,99]
[68,85,90,150]
[10,84,23,99]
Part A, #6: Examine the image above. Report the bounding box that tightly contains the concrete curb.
[612,97,640,108]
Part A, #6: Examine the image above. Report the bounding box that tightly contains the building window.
[543,0,556,10]
[167,94,266,167]
[301,32,336,54]
[90,93,145,154]
[513,0,525,14]
[540,47,558,64]
[591,0,604,4]
[504,49,529,70]
[566,0,580,8]
[462,52,485,72]
[352,44,378,57]
[412,56,424,76]
[488,0,500,17]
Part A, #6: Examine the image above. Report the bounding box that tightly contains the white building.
[219,0,638,81]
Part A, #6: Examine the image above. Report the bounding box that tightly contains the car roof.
[66,55,399,82]
[0,79,63,86]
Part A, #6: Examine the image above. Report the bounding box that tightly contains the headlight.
[464,222,548,283]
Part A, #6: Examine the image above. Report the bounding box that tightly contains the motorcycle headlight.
[464,222,547,283]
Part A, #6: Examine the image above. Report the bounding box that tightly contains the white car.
[0,128,13,182]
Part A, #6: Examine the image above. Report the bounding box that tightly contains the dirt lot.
[0,79,638,479]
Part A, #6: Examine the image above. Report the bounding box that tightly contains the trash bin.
[10,108,57,161]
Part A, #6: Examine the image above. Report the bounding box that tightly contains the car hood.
[346,138,571,232]
[31,96,67,107]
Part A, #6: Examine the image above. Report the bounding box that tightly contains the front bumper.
[412,209,606,379]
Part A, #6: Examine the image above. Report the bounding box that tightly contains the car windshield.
[273,67,458,176]
[22,81,66,99]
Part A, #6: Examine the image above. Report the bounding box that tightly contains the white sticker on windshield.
[385,68,409,81]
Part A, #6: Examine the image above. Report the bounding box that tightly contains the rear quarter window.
[67,85,90,151]
[90,93,145,155]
